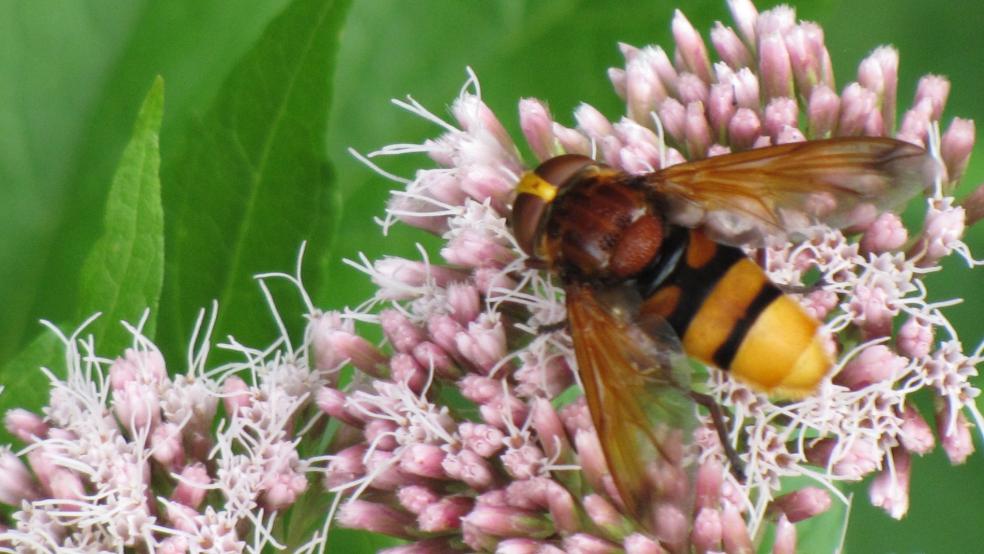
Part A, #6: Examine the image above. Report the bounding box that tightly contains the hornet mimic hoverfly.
[509,137,939,529]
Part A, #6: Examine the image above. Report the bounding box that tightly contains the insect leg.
[689,391,745,481]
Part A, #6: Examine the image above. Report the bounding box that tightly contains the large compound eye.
[510,155,595,257]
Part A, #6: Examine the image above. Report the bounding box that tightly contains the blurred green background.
[1,0,982,551]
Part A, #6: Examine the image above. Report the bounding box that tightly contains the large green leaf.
[77,76,165,355]
[0,77,166,443]
[0,0,291,368]
[156,0,350,359]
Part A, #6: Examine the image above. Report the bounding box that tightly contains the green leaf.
[157,0,351,359]
[0,77,165,444]
[0,0,290,367]
[77,76,165,355]
[0,331,60,445]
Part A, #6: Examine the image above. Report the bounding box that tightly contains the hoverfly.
[509,137,938,530]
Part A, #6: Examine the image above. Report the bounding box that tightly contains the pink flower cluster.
[1,1,981,553]
[336,0,982,552]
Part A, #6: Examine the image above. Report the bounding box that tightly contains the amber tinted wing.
[652,137,940,244]
[566,284,695,526]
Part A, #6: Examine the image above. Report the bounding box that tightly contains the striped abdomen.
[638,229,830,398]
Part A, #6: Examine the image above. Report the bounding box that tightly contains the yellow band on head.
[517,172,558,202]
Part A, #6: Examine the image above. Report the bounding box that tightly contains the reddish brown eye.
[510,155,596,258]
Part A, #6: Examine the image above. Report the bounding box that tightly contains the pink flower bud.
[584,494,631,537]
[685,101,712,159]
[721,501,754,553]
[835,344,908,390]
[109,347,167,390]
[462,504,553,539]
[442,448,495,490]
[364,418,398,451]
[624,49,669,124]
[337,500,414,539]
[609,67,627,100]
[400,443,448,479]
[380,310,426,354]
[838,82,878,137]
[802,289,838,320]
[447,282,481,325]
[711,22,752,69]
[755,5,794,36]
[912,198,966,265]
[653,503,689,553]
[563,533,620,553]
[847,284,898,338]
[442,228,514,268]
[387,194,449,235]
[520,98,558,162]
[937,404,975,464]
[763,97,798,141]
[221,375,252,416]
[502,443,546,480]
[708,83,737,140]
[453,93,513,149]
[390,353,427,393]
[672,10,712,83]
[530,397,572,461]
[324,444,366,489]
[677,73,709,106]
[0,448,39,506]
[770,487,831,522]
[941,117,975,184]
[897,98,934,147]
[860,212,908,254]
[858,46,899,133]
[315,387,362,426]
[398,485,440,514]
[727,0,759,47]
[657,98,686,145]
[576,103,617,143]
[869,447,911,519]
[692,507,723,553]
[808,84,840,138]
[899,404,935,455]
[4,409,48,443]
[914,74,950,120]
[897,317,934,359]
[172,462,210,509]
[113,380,162,432]
[694,458,724,511]
[758,33,793,100]
[728,108,762,150]
[772,515,796,554]
[151,422,185,470]
[554,122,592,156]
[459,422,504,458]
[310,312,389,377]
[731,68,760,111]
[574,429,609,497]
[418,495,473,532]
[428,314,465,359]
[496,538,565,554]
[455,315,507,374]
[624,533,665,554]
[412,341,458,379]
[157,536,190,554]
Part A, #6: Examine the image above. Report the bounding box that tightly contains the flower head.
[1,2,981,553]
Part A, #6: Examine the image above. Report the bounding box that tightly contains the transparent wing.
[566,284,696,527]
[652,137,940,245]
